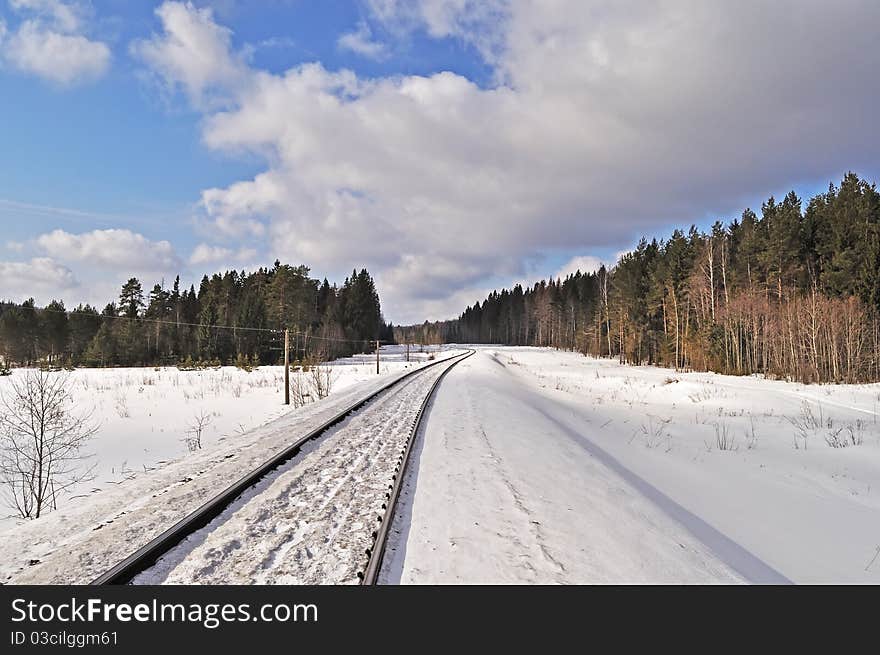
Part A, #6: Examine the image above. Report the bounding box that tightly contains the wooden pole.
[406,341,410,362]
[376,339,380,375]
[284,328,290,405]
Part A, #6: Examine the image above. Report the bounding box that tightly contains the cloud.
[36,229,182,272]
[130,1,248,108]
[365,0,507,63]
[0,258,78,302]
[554,256,605,280]
[1,0,110,85]
[337,21,388,61]
[3,22,110,84]
[9,0,81,32]
[189,243,257,266]
[134,1,880,323]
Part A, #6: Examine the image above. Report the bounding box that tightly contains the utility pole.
[376,339,380,375]
[406,341,410,362]
[284,328,290,405]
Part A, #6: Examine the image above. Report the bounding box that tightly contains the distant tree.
[408,173,880,383]
[42,300,69,365]
[119,278,144,319]
[68,305,100,363]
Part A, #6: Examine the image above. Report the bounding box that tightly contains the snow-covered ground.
[0,345,443,527]
[384,347,880,584]
[0,345,453,584]
[4,344,878,584]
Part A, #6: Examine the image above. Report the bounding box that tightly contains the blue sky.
[0,0,491,256]
[0,1,877,322]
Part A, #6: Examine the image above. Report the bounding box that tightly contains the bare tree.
[0,370,98,519]
[183,410,212,452]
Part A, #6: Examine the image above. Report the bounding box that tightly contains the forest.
[396,173,880,383]
[0,262,393,368]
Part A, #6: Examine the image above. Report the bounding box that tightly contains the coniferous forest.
[0,262,393,368]
[397,173,880,383]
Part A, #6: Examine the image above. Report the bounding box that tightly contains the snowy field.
[385,347,880,584]
[0,345,444,529]
[3,344,878,584]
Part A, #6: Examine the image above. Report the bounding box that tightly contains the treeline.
[0,262,394,368]
[397,173,880,383]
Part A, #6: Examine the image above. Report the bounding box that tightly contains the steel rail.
[91,348,474,585]
[360,349,475,584]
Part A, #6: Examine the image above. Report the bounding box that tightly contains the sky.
[0,1,878,324]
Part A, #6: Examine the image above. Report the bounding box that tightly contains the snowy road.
[382,350,762,584]
[135,358,456,585]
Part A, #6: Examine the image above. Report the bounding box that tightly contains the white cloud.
[189,243,257,266]
[134,1,880,323]
[1,0,110,85]
[554,256,604,281]
[365,0,507,63]
[189,243,232,265]
[4,21,110,85]
[9,0,81,32]
[337,21,388,61]
[0,258,78,302]
[36,229,182,272]
[130,1,248,107]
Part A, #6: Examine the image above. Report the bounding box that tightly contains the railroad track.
[91,348,475,585]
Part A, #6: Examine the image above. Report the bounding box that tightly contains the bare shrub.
[309,365,337,401]
[826,422,864,448]
[289,373,312,408]
[0,370,98,518]
[744,415,759,450]
[688,383,726,404]
[713,422,738,451]
[183,410,212,452]
[787,401,823,450]
[114,392,130,419]
[632,415,672,450]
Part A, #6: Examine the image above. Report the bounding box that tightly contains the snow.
[382,347,880,584]
[3,344,878,584]
[0,345,453,584]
